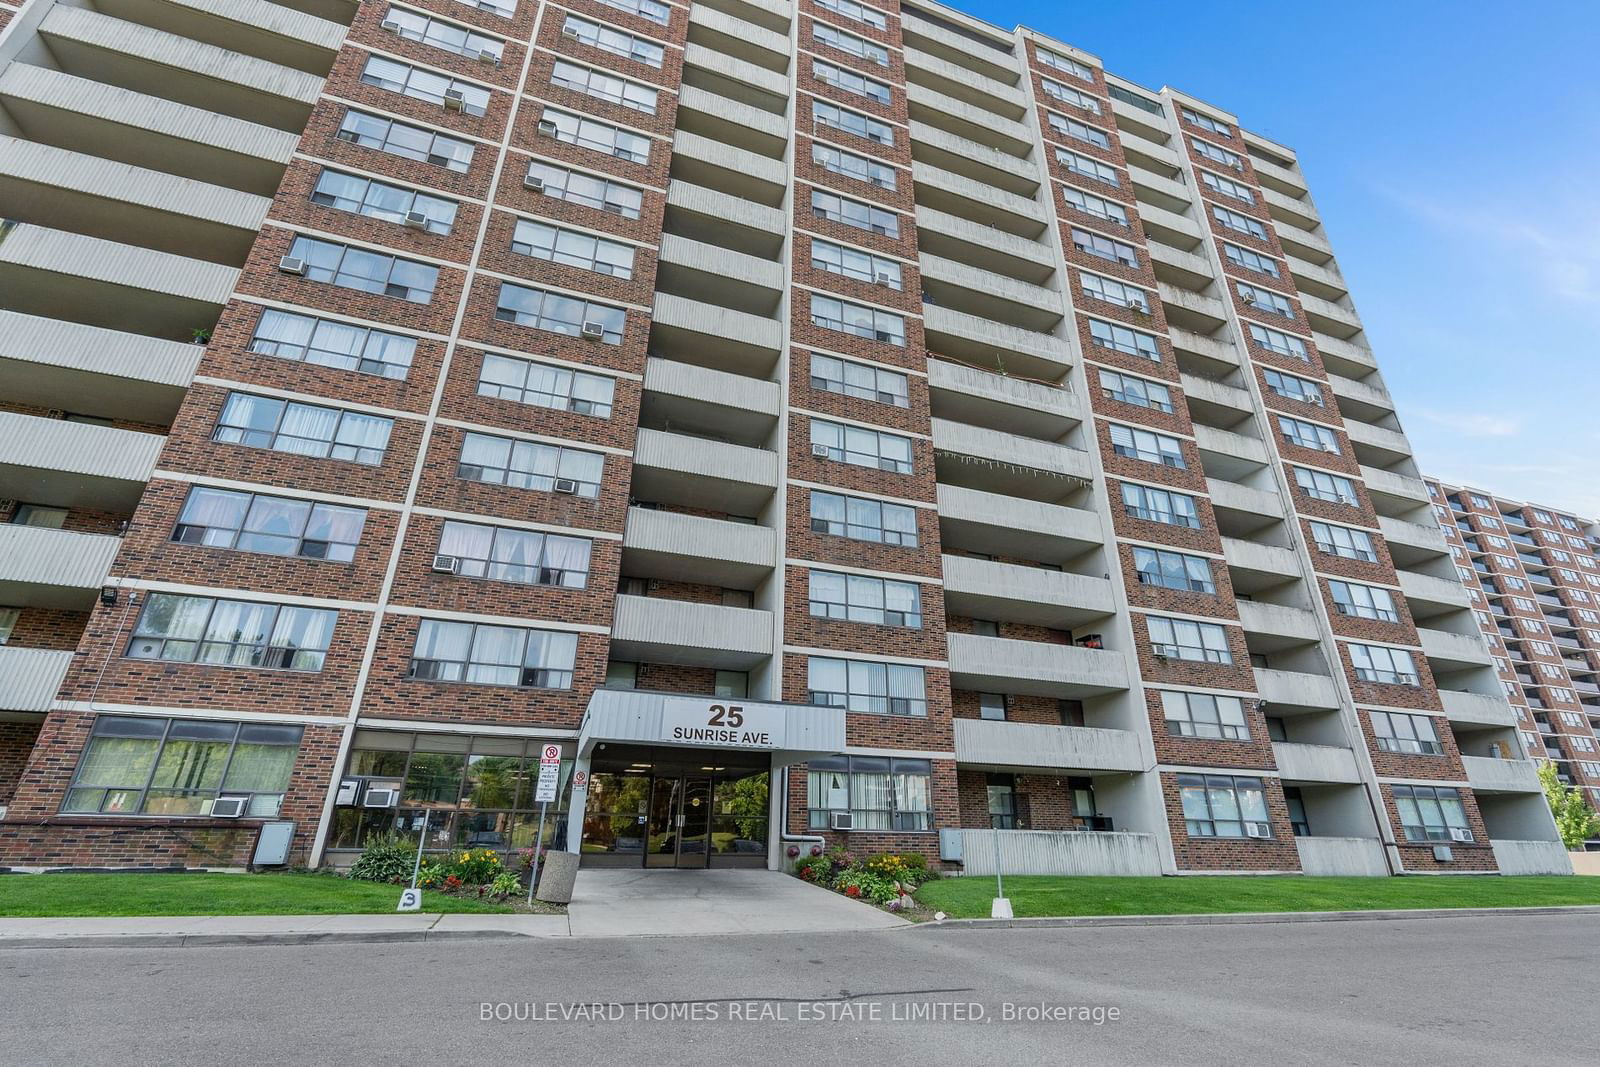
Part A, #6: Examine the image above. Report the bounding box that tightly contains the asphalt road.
[3,913,1595,1065]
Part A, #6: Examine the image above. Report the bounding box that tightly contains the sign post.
[990,823,1012,920]
[527,743,561,906]
[398,814,427,912]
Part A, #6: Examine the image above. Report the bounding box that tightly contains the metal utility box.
[253,821,296,866]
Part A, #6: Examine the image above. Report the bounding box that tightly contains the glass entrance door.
[645,775,712,868]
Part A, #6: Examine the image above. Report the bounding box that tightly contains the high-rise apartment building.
[1426,481,1600,847]
[0,0,1569,876]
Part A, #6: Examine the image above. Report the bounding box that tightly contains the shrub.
[348,834,416,884]
[794,852,835,886]
[490,870,523,897]
[450,849,503,886]
[864,852,933,887]
[835,869,899,905]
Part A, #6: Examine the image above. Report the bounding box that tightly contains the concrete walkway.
[565,867,908,938]
[0,912,570,949]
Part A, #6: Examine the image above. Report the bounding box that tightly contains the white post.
[989,823,1012,919]
[526,802,548,906]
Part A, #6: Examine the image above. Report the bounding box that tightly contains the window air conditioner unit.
[811,443,831,458]
[403,210,429,230]
[829,812,854,831]
[581,320,606,339]
[1244,822,1268,839]
[553,478,579,494]
[1448,826,1475,844]
[875,272,893,286]
[211,796,249,819]
[336,128,359,142]
[537,118,559,137]
[443,89,466,111]
[431,554,460,574]
[524,173,546,191]
[562,24,581,38]
[810,517,831,533]
[380,19,401,32]
[278,256,306,275]
[335,779,360,806]
[363,786,400,809]
[477,49,501,66]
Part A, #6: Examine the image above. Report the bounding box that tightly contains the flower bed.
[346,835,549,908]
[791,846,938,914]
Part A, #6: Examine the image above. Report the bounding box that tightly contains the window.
[1201,170,1254,204]
[437,521,591,588]
[524,161,643,219]
[1349,642,1419,686]
[289,236,438,304]
[812,142,896,189]
[409,619,578,688]
[1037,48,1094,82]
[810,293,904,345]
[1239,282,1295,319]
[1089,318,1160,360]
[1278,415,1341,453]
[214,392,394,466]
[813,99,894,145]
[1179,774,1270,837]
[128,593,336,671]
[338,109,475,172]
[813,22,888,66]
[1120,483,1201,529]
[1392,784,1471,842]
[811,189,898,237]
[172,486,366,562]
[1056,149,1119,187]
[560,15,664,66]
[1041,78,1100,114]
[382,6,503,62]
[591,0,669,24]
[1063,186,1128,227]
[816,0,886,29]
[1310,520,1376,562]
[477,352,614,417]
[807,657,925,716]
[510,219,634,278]
[457,431,604,498]
[495,281,626,344]
[987,773,1018,828]
[1370,711,1442,755]
[1192,137,1242,168]
[1212,204,1267,240]
[1263,368,1323,406]
[813,60,891,105]
[248,308,415,380]
[810,490,917,547]
[810,239,902,289]
[1080,272,1149,312]
[312,168,459,235]
[1249,323,1309,361]
[1107,84,1161,113]
[11,504,67,528]
[1135,547,1216,593]
[1294,466,1359,506]
[1163,691,1249,740]
[1330,580,1399,622]
[551,60,657,114]
[540,108,650,163]
[1147,615,1232,663]
[457,0,514,16]
[807,756,931,830]
[808,569,922,628]
[810,418,913,473]
[1110,424,1186,468]
[810,353,908,407]
[360,55,490,116]
[1099,368,1172,412]
[1071,227,1138,268]
[1048,112,1110,149]
[1182,107,1232,138]
[1224,243,1278,277]
[61,716,302,818]
[978,693,1006,720]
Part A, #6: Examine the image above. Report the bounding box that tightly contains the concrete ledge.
[918,904,1600,931]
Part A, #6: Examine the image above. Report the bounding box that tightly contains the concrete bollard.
[535,850,580,903]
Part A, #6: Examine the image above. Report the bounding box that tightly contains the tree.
[1538,761,1600,850]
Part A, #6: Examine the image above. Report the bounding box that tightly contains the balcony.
[0,309,200,425]
[1158,281,1230,334]
[682,43,789,104]
[1345,419,1412,468]
[903,45,1028,117]
[931,418,1091,500]
[1220,537,1301,594]
[912,162,1047,232]
[1378,515,1450,566]
[941,555,1115,628]
[953,718,1144,773]
[656,233,782,315]
[0,410,163,512]
[641,357,779,447]
[669,130,785,204]
[1360,465,1431,515]
[905,82,1033,156]
[0,645,74,714]
[673,85,788,159]
[921,304,1071,380]
[0,524,122,610]
[926,359,1077,439]
[1313,332,1378,378]
[1295,836,1388,877]
[621,507,775,589]
[1489,839,1574,875]
[1148,241,1217,292]
[946,632,1129,698]
[950,829,1162,877]
[1272,742,1361,785]
[1298,292,1362,339]
[1206,479,1285,536]
[1253,667,1341,713]
[686,4,788,70]
[1238,601,1321,652]
[609,594,773,671]
[935,484,1103,563]
[1180,373,1254,425]
[1461,755,1541,794]
[908,121,1040,195]
[663,182,783,256]
[629,427,777,514]
[1194,424,1270,481]
[919,252,1062,334]
[916,206,1054,279]
[1438,689,1518,729]
[1399,569,1472,617]
[649,292,781,375]
[1418,626,1494,671]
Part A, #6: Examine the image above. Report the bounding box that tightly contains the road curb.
[913,904,1600,930]
[0,928,533,951]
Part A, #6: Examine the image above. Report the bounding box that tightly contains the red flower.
[844,885,861,898]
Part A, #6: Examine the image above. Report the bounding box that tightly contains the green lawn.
[915,875,1600,920]
[0,873,519,917]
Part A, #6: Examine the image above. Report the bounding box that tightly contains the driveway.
[565,867,907,937]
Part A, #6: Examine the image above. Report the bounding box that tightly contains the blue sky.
[945,0,1600,518]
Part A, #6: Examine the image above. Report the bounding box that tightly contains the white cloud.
[1412,409,1521,438]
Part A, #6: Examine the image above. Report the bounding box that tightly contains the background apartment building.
[0,0,1569,876]
[1427,482,1600,848]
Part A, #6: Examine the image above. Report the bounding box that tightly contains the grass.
[0,872,524,917]
[914,875,1600,920]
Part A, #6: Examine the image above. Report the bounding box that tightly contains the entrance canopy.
[578,688,845,766]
